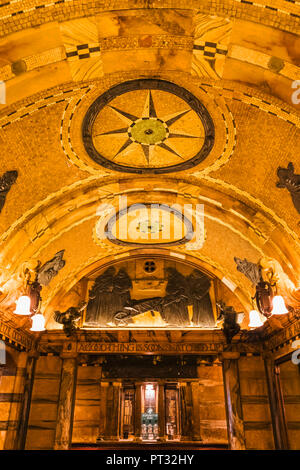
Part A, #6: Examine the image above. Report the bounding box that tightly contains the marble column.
[105,382,121,440]
[134,382,142,441]
[179,382,194,441]
[221,352,246,450]
[54,354,77,450]
[264,356,289,449]
[191,381,201,441]
[97,381,121,441]
[17,350,39,450]
[97,381,108,442]
[158,382,166,441]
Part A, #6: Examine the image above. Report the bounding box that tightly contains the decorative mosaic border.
[0,0,299,27]
[0,85,90,129]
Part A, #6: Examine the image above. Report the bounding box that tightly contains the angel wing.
[37,250,66,286]
[234,257,261,285]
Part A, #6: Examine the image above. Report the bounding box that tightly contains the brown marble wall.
[7,350,295,450]
[25,355,62,450]
[72,365,102,444]
[0,346,27,450]
[239,355,274,450]
[278,359,300,450]
[196,363,227,444]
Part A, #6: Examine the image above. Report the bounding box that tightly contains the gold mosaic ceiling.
[0,1,299,328]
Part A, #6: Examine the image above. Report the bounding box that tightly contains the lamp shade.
[272,295,288,315]
[14,296,31,315]
[30,313,45,332]
[249,309,264,328]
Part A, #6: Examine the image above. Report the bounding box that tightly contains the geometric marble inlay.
[82,79,215,174]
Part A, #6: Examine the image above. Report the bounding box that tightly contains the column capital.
[54,352,77,450]
[219,351,240,360]
[28,349,40,359]
[60,352,78,360]
[262,352,274,362]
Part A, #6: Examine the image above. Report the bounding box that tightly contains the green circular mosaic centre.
[129,118,167,145]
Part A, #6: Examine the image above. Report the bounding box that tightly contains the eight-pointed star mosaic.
[83,80,214,173]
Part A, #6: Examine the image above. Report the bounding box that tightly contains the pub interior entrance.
[97,354,201,443]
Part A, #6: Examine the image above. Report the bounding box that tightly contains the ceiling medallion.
[82,79,215,174]
[104,203,194,247]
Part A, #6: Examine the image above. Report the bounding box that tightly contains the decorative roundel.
[144,260,156,273]
[104,203,194,247]
[82,79,215,174]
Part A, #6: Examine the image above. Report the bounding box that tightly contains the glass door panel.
[165,386,180,440]
[141,383,158,441]
[121,387,135,439]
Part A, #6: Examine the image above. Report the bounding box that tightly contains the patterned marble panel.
[60,18,103,81]
[191,15,232,79]
[197,364,228,444]
[72,366,102,444]
[279,360,300,450]
[239,356,274,450]
[25,356,62,450]
[0,348,26,450]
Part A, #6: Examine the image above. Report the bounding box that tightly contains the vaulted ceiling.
[0,0,299,328]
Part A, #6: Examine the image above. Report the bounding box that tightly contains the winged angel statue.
[54,302,87,337]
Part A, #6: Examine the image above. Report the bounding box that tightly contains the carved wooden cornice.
[0,317,35,350]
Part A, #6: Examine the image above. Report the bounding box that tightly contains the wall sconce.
[254,268,289,319]
[255,279,274,318]
[14,270,45,331]
[234,256,289,328]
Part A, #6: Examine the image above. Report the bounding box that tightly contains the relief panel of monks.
[83,260,216,328]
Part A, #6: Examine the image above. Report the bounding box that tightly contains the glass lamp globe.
[248,310,264,328]
[272,295,288,315]
[30,313,45,332]
[14,296,31,315]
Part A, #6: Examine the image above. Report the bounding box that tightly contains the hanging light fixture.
[14,295,31,315]
[248,309,264,328]
[30,313,45,332]
[14,267,46,332]
[255,279,274,318]
[271,295,289,315]
[14,273,42,316]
